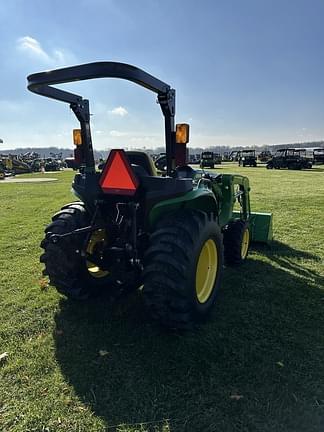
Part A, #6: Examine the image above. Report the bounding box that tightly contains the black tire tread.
[223,219,250,266]
[143,210,223,329]
[40,202,111,299]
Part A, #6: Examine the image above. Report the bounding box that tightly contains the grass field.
[0,164,324,432]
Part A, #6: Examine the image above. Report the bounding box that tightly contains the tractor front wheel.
[223,219,250,266]
[40,202,114,299]
[143,210,223,329]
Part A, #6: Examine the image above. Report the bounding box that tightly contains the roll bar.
[27,61,171,103]
[27,62,176,174]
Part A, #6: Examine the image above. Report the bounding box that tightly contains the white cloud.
[109,130,129,137]
[17,36,50,61]
[109,106,128,117]
[130,135,160,144]
[17,36,73,66]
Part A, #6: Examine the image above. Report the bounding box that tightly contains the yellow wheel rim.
[195,239,218,304]
[241,228,250,260]
[86,229,109,278]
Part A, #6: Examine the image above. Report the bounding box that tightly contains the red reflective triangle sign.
[99,149,139,195]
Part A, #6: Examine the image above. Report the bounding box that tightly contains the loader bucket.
[249,212,273,243]
[232,211,273,243]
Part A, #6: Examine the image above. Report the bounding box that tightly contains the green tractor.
[28,62,272,329]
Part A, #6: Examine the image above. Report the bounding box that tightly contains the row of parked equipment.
[0,152,66,178]
[187,147,324,169]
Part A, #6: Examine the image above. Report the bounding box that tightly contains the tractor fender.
[149,188,218,229]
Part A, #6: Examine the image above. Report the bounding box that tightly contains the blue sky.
[0,0,324,150]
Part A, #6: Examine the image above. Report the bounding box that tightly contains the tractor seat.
[131,164,149,178]
[126,151,157,176]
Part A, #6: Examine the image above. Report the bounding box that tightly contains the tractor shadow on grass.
[252,240,323,283]
[54,243,324,431]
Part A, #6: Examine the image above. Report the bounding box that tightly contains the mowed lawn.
[0,164,323,432]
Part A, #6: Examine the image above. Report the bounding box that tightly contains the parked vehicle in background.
[3,155,31,174]
[267,148,312,170]
[29,158,43,172]
[44,157,61,171]
[214,153,222,164]
[229,150,240,161]
[49,152,66,169]
[189,154,200,164]
[0,160,5,180]
[200,151,215,169]
[222,152,231,162]
[238,150,257,167]
[293,148,313,168]
[258,151,272,162]
[313,148,324,164]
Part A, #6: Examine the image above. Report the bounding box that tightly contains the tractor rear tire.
[40,202,114,300]
[142,210,223,329]
[223,219,250,266]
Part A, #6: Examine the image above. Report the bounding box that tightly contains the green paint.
[149,172,272,243]
[149,186,218,227]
